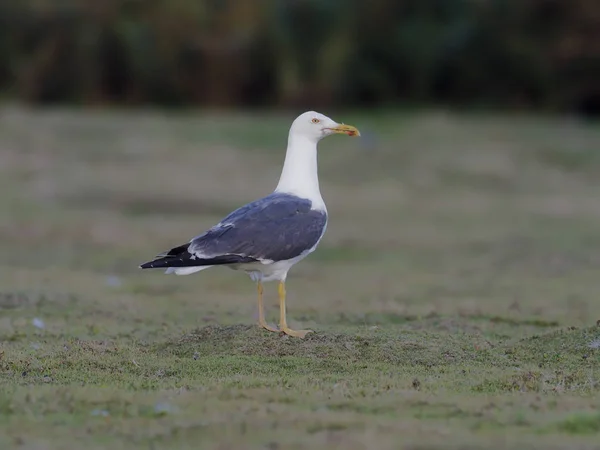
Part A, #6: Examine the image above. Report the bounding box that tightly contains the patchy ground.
[0,107,599,449]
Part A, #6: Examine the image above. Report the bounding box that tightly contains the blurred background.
[0,0,598,115]
[1,0,600,335]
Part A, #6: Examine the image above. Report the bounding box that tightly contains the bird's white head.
[289,111,360,144]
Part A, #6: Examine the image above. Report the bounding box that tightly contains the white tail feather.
[165,266,213,276]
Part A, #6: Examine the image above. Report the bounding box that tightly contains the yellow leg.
[278,281,313,338]
[257,281,279,332]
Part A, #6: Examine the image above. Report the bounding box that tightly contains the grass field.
[1,106,600,449]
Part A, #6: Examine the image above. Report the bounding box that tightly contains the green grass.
[1,106,600,449]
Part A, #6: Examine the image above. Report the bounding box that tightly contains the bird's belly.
[233,251,313,282]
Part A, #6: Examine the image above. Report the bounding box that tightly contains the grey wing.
[189,193,328,263]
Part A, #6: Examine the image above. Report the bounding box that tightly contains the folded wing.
[139,193,327,269]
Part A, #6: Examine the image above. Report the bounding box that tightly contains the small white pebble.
[588,339,600,349]
[32,318,45,329]
[154,402,178,415]
[106,276,122,287]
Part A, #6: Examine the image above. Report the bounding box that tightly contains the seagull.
[139,111,360,338]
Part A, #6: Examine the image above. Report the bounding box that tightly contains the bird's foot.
[280,327,313,339]
[258,320,280,333]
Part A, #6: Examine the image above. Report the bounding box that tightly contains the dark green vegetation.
[1,107,600,449]
[0,0,598,113]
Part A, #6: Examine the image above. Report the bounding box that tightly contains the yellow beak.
[328,123,361,137]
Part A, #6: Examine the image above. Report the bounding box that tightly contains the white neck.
[275,133,326,211]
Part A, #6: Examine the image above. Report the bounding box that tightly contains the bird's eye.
[311,118,320,124]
